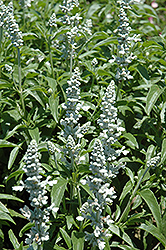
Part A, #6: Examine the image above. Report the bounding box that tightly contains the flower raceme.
[109,0,140,81]
[60,67,82,139]
[19,0,34,8]
[49,0,92,60]
[1,1,23,48]
[13,140,57,248]
[80,80,126,249]
[80,139,117,250]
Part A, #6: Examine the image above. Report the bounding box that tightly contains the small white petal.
[76,216,84,221]
[12,185,24,191]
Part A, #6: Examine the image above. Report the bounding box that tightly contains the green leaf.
[19,222,34,237]
[114,205,121,221]
[49,94,59,123]
[81,101,96,111]
[145,85,164,115]
[125,212,144,225]
[45,76,57,91]
[86,3,101,18]
[139,189,162,230]
[139,222,166,246]
[66,215,78,230]
[131,195,142,210]
[123,133,139,149]
[119,180,133,203]
[161,213,166,237]
[16,241,27,250]
[5,109,22,121]
[29,127,40,143]
[51,177,68,218]
[79,50,98,59]
[79,183,95,199]
[8,145,21,170]
[0,140,18,148]
[125,167,134,184]
[8,209,25,219]
[71,231,84,250]
[54,244,66,250]
[60,228,71,248]
[25,89,45,107]
[22,32,38,40]
[145,144,156,162]
[93,37,117,49]
[41,163,53,172]
[137,64,150,80]
[160,102,166,123]
[0,211,15,224]
[0,79,12,89]
[0,229,4,240]
[108,224,138,248]
[5,124,24,140]
[7,170,24,182]
[110,242,139,250]
[97,69,112,77]
[8,229,20,249]
[0,201,9,214]
[0,194,24,203]
[160,138,166,165]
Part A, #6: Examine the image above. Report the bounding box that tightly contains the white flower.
[52,207,59,213]
[18,140,51,246]
[3,3,23,48]
[12,185,24,192]
[48,180,58,186]
[80,179,86,185]
[94,226,101,237]
[91,58,98,66]
[76,216,84,221]
[98,240,106,250]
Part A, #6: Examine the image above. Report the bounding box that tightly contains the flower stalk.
[118,153,161,224]
[17,47,25,117]
[13,140,57,249]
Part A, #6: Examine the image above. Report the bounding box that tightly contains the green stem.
[17,47,25,117]
[0,27,3,78]
[116,79,123,102]
[91,74,95,90]
[23,0,26,29]
[70,45,73,77]
[117,165,150,224]
[0,26,3,50]
[48,35,55,79]
[78,184,82,208]
[62,195,67,213]
[78,187,83,232]
[53,153,58,170]
[37,244,42,250]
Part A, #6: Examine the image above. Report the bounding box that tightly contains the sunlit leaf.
[139,189,162,230]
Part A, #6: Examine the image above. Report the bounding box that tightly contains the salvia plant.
[13,140,57,249]
[0,0,166,249]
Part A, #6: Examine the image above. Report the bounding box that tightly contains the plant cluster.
[0,0,166,249]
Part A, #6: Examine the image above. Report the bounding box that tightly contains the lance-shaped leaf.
[160,138,166,165]
[8,229,20,249]
[145,85,165,115]
[60,228,72,249]
[139,222,166,246]
[51,177,68,218]
[139,189,162,230]
[71,231,84,250]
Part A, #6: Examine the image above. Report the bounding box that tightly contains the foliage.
[0,0,166,249]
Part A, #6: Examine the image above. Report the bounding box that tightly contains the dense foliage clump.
[0,0,166,249]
